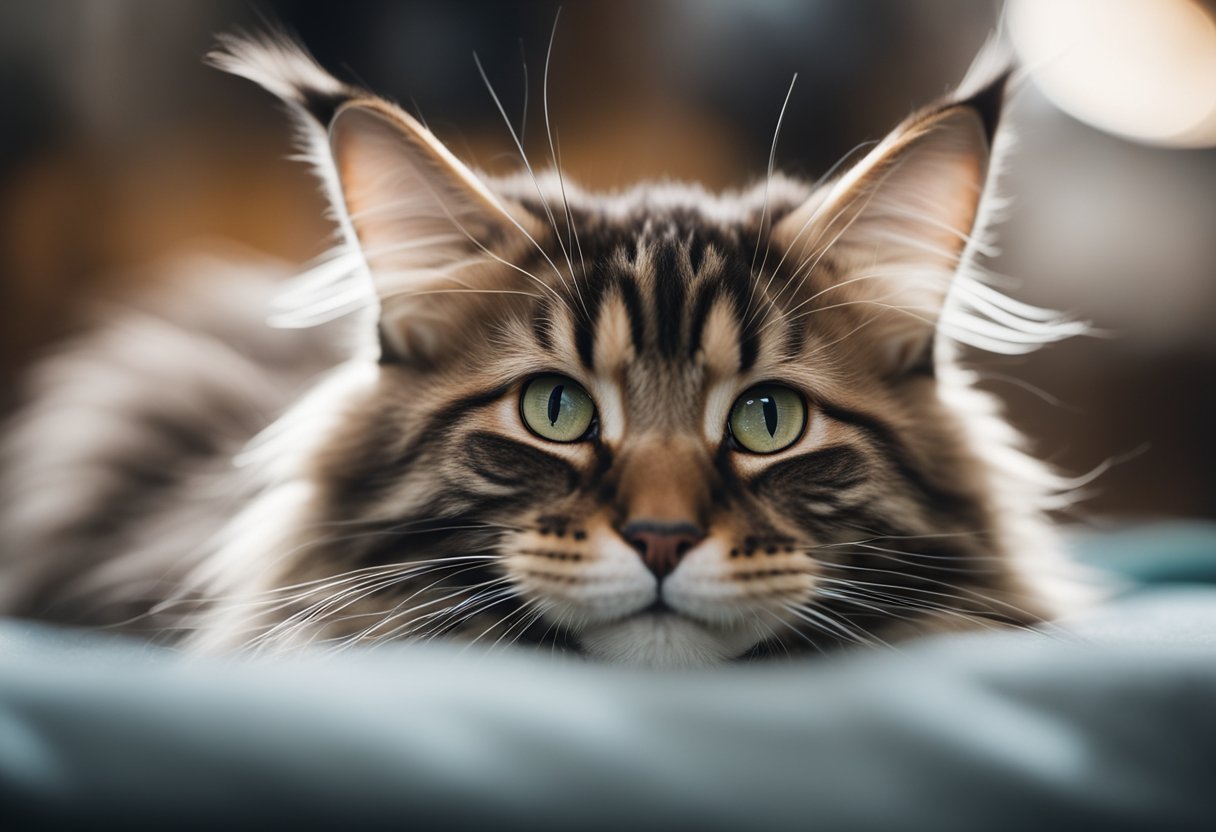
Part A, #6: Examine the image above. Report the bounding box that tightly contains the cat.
[0,34,1089,667]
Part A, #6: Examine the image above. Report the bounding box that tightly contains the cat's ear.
[327,100,542,361]
[209,34,541,365]
[771,68,1010,376]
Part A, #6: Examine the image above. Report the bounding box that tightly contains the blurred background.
[0,0,1213,522]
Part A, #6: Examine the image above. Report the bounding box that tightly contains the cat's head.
[207,37,1079,665]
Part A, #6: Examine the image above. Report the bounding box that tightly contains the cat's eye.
[728,385,807,454]
[520,375,596,443]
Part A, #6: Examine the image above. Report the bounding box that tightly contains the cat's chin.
[576,612,759,668]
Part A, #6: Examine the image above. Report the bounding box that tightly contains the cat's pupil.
[548,384,565,426]
[761,396,778,437]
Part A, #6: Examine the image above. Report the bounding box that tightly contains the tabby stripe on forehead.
[574,262,610,367]
[653,243,686,356]
[687,260,760,370]
[574,259,645,368]
[687,278,722,360]
[687,231,707,275]
[615,271,647,357]
[721,259,760,370]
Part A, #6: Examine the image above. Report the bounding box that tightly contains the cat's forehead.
[490,184,829,437]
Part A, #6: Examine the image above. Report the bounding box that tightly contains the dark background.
[1,0,1213,522]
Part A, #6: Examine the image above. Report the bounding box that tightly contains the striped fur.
[0,36,1090,666]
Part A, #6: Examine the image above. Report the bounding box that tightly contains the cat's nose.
[621,520,705,580]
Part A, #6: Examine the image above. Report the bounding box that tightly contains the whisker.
[151,517,507,621]
[249,558,501,651]
[370,575,519,645]
[755,174,881,325]
[345,569,512,647]
[473,51,586,314]
[746,72,798,320]
[471,598,549,656]
[542,9,588,284]
[424,590,520,647]
[137,551,499,635]
[517,37,528,143]
[780,601,886,650]
[817,583,1057,639]
[815,569,1060,633]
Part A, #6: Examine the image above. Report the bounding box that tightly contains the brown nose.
[621,520,705,580]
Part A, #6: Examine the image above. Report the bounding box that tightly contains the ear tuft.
[208,32,375,334]
[949,34,1019,146]
[954,69,1012,148]
[206,33,357,125]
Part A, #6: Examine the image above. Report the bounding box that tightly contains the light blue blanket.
[2,550,1215,829]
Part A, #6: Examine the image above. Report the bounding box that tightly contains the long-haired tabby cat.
[0,35,1087,666]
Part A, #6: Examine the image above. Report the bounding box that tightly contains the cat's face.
[435,217,953,665]
[213,39,1063,664]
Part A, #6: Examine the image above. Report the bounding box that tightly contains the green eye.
[520,375,596,443]
[728,385,806,454]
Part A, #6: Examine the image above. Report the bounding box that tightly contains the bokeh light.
[1009,0,1216,148]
